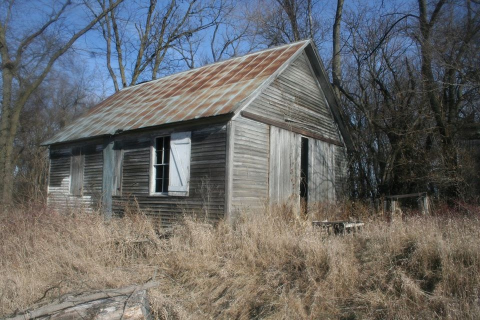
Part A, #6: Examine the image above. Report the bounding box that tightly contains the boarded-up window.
[70,150,85,196]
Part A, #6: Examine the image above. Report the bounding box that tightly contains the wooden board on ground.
[5,281,159,320]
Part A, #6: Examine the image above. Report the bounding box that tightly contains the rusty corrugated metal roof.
[44,40,310,145]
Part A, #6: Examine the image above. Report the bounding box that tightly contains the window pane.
[155,178,162,193]
[155,137,162,165]
[155,165,163,179]
[163,164,169,192]
[153,136,171,193]
[164,145,170,165]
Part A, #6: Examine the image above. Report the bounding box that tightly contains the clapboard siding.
[48,144,104,212]
[84,153,103,198]
[231,116,269,212]
[246,52,341,141]
[113,123,227,227]
[122,148,150,195]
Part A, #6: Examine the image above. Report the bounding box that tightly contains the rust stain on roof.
[45,40,309,145]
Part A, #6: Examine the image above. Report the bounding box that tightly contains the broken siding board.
[231,116,269,211]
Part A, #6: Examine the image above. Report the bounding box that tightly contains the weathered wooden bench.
[312,221,365,235]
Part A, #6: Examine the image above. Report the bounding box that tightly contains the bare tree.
[0,0,122,207]
[191,1,260,66]
[94,0,226,91]
[14,62,97,206]
[246,0,327,47]
[416,0,480,198]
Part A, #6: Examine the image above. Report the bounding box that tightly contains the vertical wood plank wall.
[334,146,348,200]
[269,126,300,207]
[112,124,227,227]
[307,139,336,208]
[230,116,270,213]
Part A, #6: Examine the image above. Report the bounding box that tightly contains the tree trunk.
[0,32,15,208]
[417,0,459,199]
[0,0,123,208]
[332,0,344,98]
[277,0,301,41]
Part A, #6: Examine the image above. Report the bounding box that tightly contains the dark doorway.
[300,137,309,213]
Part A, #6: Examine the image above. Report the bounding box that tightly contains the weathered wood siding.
[269,126,300,206]
[242,51,348,203]
[230,119,344,213]
[307,139,336,207]
[334,146,348,200]
[112,124,226,227]
[245,52,342,142]
[48,144,104,212]
[231,116,270,212]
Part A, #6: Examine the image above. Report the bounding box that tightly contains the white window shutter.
[168,131,191,195]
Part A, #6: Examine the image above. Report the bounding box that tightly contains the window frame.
[150,135,171,196]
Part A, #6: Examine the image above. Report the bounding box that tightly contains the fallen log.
[6,281,159,320]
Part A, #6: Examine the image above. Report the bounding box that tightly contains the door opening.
[300,137,309,214]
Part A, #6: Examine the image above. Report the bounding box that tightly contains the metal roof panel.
[44,40,309,145]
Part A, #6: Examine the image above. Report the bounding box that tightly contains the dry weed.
[1,205,479,319]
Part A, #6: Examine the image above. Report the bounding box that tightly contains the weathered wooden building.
[44,40,353,226]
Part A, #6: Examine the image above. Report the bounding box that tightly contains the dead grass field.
[1,204,479,319]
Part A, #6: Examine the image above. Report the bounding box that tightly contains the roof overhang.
[44,113,234,147]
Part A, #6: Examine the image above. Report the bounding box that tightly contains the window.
[153,136,170,193]
[70,149,85,196]
[151,132,191,196]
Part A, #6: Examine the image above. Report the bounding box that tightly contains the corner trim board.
[224,121,235,222]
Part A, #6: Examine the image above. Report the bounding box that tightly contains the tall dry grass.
[1,205,479,319]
